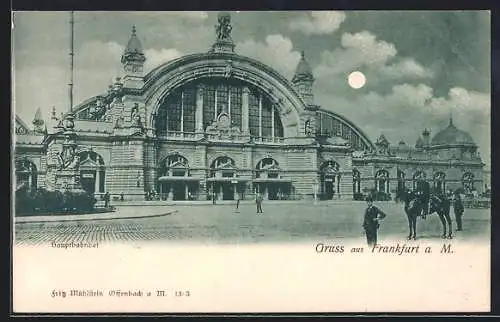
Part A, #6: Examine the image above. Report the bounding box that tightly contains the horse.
[401,189,453,240]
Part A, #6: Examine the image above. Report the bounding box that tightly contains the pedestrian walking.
[256,193,263,214]
[235,193,240,213]
[212,191,216,205]
[362,196,386,246]
[104,191,110,209]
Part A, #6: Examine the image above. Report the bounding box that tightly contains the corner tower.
[121,26,146,89]
[292,51,315,107]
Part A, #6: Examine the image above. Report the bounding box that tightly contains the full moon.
[348,71,367,89]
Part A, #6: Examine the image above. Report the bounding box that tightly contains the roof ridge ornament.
[210,11,235,54]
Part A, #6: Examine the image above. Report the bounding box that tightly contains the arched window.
[15,158,37,191]
[160,154,189,177]
[433,172,446,194]
[78,151,105,194]
[256,158,280,179]
[210,156,236,178]
[320,160,340,199]
[375,170,389,194]
[155,80,284,138]
[352,169,361,194]
[412,170,425,191]
[397,169,406,190]
[462,172,475,194]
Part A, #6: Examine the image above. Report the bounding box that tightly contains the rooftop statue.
[215,12,232,41]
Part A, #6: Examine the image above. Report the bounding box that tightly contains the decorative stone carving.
[131,103,142,128]
[115,116,124,129]
[215,12,233,41]
[224,61,233,78]
[206,112,242,139]
[57,136,79,170]
[304,118,314,137]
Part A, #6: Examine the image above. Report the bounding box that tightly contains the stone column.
[336,175,341,199]
[95,170,100,193]
[196,85,204,132]
[185,183,189,200]
[242,87,250,134]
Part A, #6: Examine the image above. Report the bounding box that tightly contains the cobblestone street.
[14,202,490,246]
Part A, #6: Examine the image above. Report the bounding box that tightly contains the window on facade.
[161,155,189,177]
[248,91,260,136]
[274,110,284,137]
[261,100,273,137]
[230,86,242,128]
[353,169,361,194]
[412,171,425,190]
[166,91,182,132]
[433,172,446,193]
[216,84,229,116]
[376,170,389,193]
[397,170,406,191]
[203,85,216,129]
[183,87,196,133]
[156,80,284,138]
[462,172,474,194]
[15,159,37,191]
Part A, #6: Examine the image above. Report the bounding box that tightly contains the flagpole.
[69,11,74,113]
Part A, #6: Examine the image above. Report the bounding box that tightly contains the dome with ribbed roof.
[292,51,314,83]
[431,118,476,146]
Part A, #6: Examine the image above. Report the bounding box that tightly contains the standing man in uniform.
[453,190,464,231]
[104,191,110,209]
[362,196,387,246]
[256,192,263,214]
[416,174,431,219]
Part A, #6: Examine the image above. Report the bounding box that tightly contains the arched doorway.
[462,172,475,194]
[158,154,199,201]
[397,169,406,191]
[433,172,446,194]
[208,156,243,200]
[412,170,425,191]
[375,170,389,194]
[78,151,105,195]
[15,158,37,191]
[254,157,290,200]
[352,169,361,195]
[320,160,340,200]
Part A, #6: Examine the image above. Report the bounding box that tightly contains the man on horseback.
[415,174,431,219]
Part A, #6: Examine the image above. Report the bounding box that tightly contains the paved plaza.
[14,201,490,246]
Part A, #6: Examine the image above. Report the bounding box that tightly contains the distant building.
[14,12,486,201]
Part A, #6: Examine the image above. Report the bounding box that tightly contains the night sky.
[12,11,491,164]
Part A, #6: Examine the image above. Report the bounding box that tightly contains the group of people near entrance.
[363,182,465,246]
[211,192,264,214]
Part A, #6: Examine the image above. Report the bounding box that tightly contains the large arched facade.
[145,53,305,139]
[154,78,284,139]
[19,14,483,202]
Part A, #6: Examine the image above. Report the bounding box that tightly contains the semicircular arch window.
[155,79,284,139]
